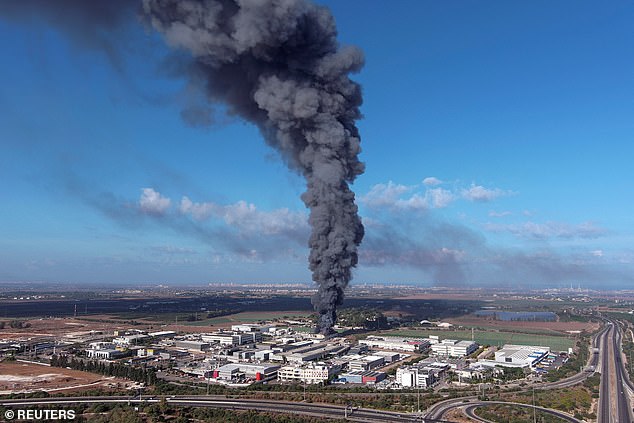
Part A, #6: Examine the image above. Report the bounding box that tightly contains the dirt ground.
[0,361,131,394]
[0,316,153,341]
[0,311,308,341]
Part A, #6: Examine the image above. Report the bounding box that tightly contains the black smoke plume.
[142,0,365,333]
[0,0,365,334]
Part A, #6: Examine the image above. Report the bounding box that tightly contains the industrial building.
[213,363,280,381]
[86,348,124,359]
[173,340,210,352]
[494,344,550,367]
[430,339,478,357]
[277,341,349,363]
[359,336,430,352]
[201,332,262,346]
[277,362,341,384]
[112,334,149,346]
[339,370,387,384]
[85,342,125,359]
[148,331,176,339]
[396,363,449,388]
[231,324,275,333]
[345,354,385,371]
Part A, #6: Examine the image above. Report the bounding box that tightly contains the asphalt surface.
[0,395,456,423]
[598,319,632,423]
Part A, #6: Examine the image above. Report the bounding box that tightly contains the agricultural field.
[445,315,599,336]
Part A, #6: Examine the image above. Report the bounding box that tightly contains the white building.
[346,354,385,371]
[281,342,348,363]
[254,349,275,361]
[231,324,275,333]
[86,342,124,359]
[396,363,448,388]
[201,332,262,346]
[430,339,477,357]
[112,334,148,346]
[494,344,550,367]
[277,363,341,384]
[359,336,430,352]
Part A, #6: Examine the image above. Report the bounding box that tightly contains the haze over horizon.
[1,1,633,290]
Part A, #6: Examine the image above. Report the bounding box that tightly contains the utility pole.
[417,383,420,414]
[532,386,536,423]
[206,370,211,395]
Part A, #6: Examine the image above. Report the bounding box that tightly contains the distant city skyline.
[1,1,633,289]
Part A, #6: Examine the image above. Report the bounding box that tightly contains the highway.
[598,319,632,423]
[0,395,454,423]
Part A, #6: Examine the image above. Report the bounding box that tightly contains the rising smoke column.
[143,0,365,334]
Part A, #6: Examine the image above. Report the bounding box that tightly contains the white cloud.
[591,249,604,257]
[362,180,511,212]
[425,188,454,208]
[422,177,443,186]
[360,181,413,208]
[461,184,510,202]
[180,197,308,236]
[139,188,171,215]
[394,193,428,211]
[180,196,219,220]
[485,221,606,240]
[489,210,512,218]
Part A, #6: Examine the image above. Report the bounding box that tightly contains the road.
[598,319,632,423]
[0,395,455,423]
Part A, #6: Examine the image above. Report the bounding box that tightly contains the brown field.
[446,315,599,334]
[0,317,153,340]
[0,310,312,341]
[0,361,132,394]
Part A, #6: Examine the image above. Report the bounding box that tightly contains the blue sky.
[1,1,633,289]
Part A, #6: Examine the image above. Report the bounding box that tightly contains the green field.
[449,323,570,336]
[375,329,575,352]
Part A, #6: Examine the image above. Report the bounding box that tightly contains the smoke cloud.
[2,0,366,333]
[0,0,138,70]
[141,0,365,333]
